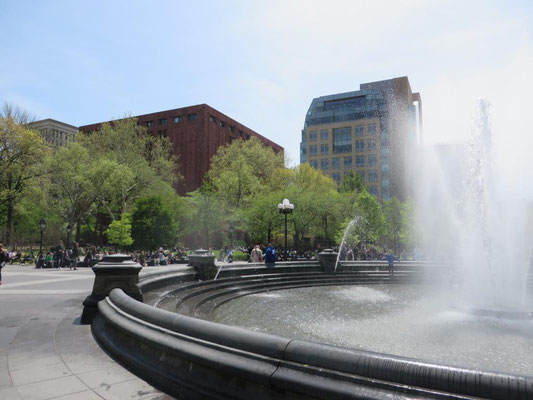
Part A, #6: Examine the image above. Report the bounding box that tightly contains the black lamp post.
[277,199,294,261]
[39,218,46,254]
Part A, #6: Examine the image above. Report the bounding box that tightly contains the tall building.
[80,104,283,195]
[300,77,422,200]
[31,118,78,147]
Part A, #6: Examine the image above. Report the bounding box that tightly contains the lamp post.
[39,218,46,254]
[277,199,294,261]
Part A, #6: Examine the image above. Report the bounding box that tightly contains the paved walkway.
[0,264,172,400]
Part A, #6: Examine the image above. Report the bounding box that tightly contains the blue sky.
[1,0,533,167]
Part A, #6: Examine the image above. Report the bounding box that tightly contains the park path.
[0,265,173,400]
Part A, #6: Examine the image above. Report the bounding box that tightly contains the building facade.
[31,118,78,147]
[80,104,283,195]
[300,77,422,200]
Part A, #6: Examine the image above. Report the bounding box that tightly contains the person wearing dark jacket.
[0,243,10,285]
[264,244,276,268]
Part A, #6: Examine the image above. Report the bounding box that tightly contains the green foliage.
[0,112,49,244]
[209,136,284,207]
[105,213,133,247]
[339,170,365,194]
[131,196,177,251]
[185,181,225,249]
[342,189,386,245]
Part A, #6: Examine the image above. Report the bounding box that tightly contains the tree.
[185,181,225,249]
[339,170,365,194]
[131,196,177,250]
[383,197,406,254]
[47,142,98,241]
[0,111,49,244]
[209,136,284,207]
[80,118,180,220]
[105,213,133,249]
[349,189,386,244]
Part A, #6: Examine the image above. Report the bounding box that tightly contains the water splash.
[334,217,360,272]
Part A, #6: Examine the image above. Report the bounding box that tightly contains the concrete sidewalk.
[0,264,173,400]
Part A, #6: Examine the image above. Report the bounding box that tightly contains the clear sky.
[1,0,533,168]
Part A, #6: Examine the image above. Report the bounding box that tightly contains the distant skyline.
[1,0,533,170]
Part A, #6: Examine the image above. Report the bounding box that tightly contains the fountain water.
[418,99,531,312]
[334,216,360,272]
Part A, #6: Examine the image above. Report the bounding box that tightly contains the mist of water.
[416,99,531,311]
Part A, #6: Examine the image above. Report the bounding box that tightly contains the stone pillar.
[319,249,338,274]
[188,249,217,280]
[81,254,143,324]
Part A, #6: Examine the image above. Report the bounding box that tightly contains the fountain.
[84,100,533,399]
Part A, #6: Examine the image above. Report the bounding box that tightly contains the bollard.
[188,249,217,280]
[318,249,338,274]
[80,254,143,324]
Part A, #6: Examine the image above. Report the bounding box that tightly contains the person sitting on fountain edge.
[383,251,395,276]
[264,244,276,268]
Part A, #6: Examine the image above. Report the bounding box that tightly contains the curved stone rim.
[91,263,533,399]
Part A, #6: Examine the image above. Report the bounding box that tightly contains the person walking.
[0,243,10,285]
[250,245,263,263]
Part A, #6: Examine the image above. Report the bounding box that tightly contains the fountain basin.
[90,261,533,399]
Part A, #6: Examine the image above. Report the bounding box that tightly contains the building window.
[332,157,340,169]
[309,145,318,155]
[158,130,168,138]
[159,118,167,126]
[355,140,364,151]
[344,156,352,169]
[300,144,307,156]
[229,125,235,132]
[238,129,243,136]
[332,173,341,184]
[173,116,182,123]
[220,121,225,128]
[332,127,352,153]
[209,115,216,123]
[320,129,329,140]
[320,143,329,154]
[309,131,318,141]
[368,170,378,182]
[146,121,154,128]
[302,131,307,142]
[368,139,376,151]
[187,113,197,121]
[367,123,377,134]
[355,125,364,137]
[358,170,365,180]
[368,185,378,196]
[309,160,318,169]
[321,159,329,170]
[356,156,364,167]
[368,154,378,166]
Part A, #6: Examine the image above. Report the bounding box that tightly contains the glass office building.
[300,77,422,200]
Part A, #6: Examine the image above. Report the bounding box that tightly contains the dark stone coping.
[94,287,533,400]
[90,263,533,399]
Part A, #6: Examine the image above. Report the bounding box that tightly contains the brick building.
[80,104,284,195]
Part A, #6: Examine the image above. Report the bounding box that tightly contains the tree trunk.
[5,196,13,247]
